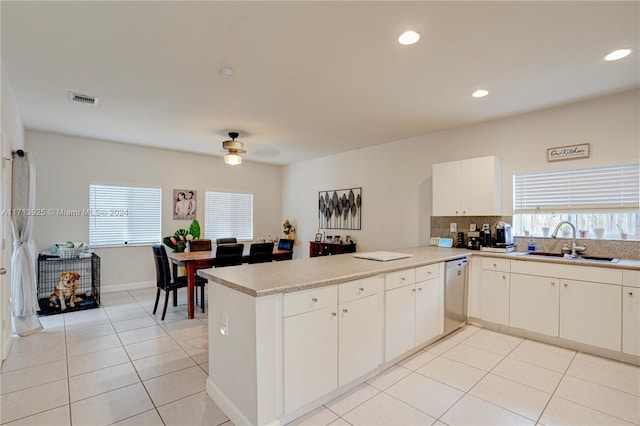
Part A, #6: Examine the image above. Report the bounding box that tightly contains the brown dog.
[49,272,82,310]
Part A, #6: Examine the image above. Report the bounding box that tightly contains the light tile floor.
[1,287,639,426]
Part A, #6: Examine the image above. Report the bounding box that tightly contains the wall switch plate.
[430,237,440,246]
[450,223,457,233]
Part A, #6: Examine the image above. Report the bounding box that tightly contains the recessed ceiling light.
[219,67,233,78]
[398,30,420,45]
[472,89,489,98]
[604,48,633,61]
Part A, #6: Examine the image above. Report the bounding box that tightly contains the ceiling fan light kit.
[222,132,246,165]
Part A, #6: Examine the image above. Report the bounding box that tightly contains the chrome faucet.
[551,221,586,256]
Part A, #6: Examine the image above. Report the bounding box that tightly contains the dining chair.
[215,243,245,267]
[216,237,238,245]
[188,239,212,252]
[151,244,206,320]
[186,239,212,312]
[249,242,275,264]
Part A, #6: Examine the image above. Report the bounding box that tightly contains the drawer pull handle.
[629,292,634,296]
[493,263,497,267]
[358,287,364,292]
[417,287,423,291]
[563,283,568,287]
[502,275,506,279]
[551,282,556,286]
[331,312,337,317]
[401,277,405,281]
[411,288,416,292]
[312,297,318,303]
[427,271,432,275]
[343,309,348,314]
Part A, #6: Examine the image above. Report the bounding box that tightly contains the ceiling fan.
[222,132,247,165]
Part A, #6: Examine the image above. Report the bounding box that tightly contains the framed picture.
[173,189,196,220]
[315,233,323,242]
[318,187,362,230]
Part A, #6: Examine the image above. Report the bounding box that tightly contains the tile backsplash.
[431,216,640,260]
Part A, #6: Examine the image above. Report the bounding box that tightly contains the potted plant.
[560,224,572,237]
[283,219,296,240]
[578,229,588,238]
[538,208,555,237]
[523,227,530,237]
[591,216,605,239]
[617,224,628,240]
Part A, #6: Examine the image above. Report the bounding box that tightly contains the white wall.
[283,89,640,257]
[27,131,282,291]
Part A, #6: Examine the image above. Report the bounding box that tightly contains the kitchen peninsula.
[199,246,640,426]
[199,246,470,425]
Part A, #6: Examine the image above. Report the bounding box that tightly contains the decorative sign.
[547,143,590,162]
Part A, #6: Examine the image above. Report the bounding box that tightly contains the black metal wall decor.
[318,187,361,230]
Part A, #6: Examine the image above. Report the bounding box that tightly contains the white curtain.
[11,153,42,336]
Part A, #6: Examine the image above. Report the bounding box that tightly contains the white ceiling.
[2,1,638,165]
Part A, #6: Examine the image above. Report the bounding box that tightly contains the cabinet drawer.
[386,268,416,291]
[339,275,383,304]
[482,257,510,272]
[416,263,440,282]
[623,270,640,288]
[284,285,337,317]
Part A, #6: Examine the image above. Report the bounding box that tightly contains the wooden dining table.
[166,247,293,319]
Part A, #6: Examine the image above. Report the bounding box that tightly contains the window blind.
[89,184,162,246]
[204,191,254,240]
[514,163,639,213]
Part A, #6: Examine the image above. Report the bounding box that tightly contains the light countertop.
[198,246,640,297]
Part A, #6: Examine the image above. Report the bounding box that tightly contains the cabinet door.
[623,286,640,356]
[560,280,621,351]
[432,161,461,216]
[284,306,338,413]
[510,273,559,337]
[480,270,510,325]
[415,277,443,346]
[385,284,415,361]
[460,156,502,216]
[339,294,383,386]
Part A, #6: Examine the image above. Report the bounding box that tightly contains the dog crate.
[37,253,100,315]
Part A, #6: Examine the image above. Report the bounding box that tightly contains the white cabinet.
[510,273,559,336]
[385,264,444,361]
[385,283,416,361]
[560,279,621,351]
[622,286,640,356]
[283,286,338,413]
[283,277,385,412]
[432,155,502,216]
[477,258,510,325]
[338,276,384,386]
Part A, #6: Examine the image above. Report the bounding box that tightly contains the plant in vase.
[617,224,628,240]
[537,208,556,237]
[559,224,572,237]
[578,229,588,238]
[591,216,605,239]
[283,219,296,240]
[162,220,201,276]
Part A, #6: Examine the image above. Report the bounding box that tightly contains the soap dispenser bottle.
[527,237,536,252]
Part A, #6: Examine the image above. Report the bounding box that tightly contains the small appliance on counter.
[467,231,481,250]
[495,222,514,247]
[455,232,465,248]
[480,227,492,248]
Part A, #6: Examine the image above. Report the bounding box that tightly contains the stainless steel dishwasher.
[444,257,468,334]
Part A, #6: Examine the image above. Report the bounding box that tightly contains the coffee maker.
[467,231,481,250]
[495,223,514,246]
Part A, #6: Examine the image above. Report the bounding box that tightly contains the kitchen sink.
[524,251,620,263]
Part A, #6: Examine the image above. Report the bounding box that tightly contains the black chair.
[277,239,294,251]
[216,237,237,245]
[188,239,212,252]
[248,242,274,264]
[215,243,245,267]
[187,239,212,312]
[151,244,206,320]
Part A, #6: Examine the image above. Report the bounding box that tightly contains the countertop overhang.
[197,246,640,297]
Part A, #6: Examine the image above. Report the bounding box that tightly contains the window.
[89,184,162,246]
[513,163,639,238]
[204,191,253,241]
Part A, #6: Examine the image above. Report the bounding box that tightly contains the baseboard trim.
[206,377,259,426]
[101,280,155,293]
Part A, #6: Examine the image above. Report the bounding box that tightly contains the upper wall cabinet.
[432,155,502,216]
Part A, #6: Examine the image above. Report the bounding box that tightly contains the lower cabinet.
[283,277,384,413]
[479,269,510,325]
[623,286,640,356]
[510,273,559,337]
[385,264,444,361]
[560,279,621,352]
